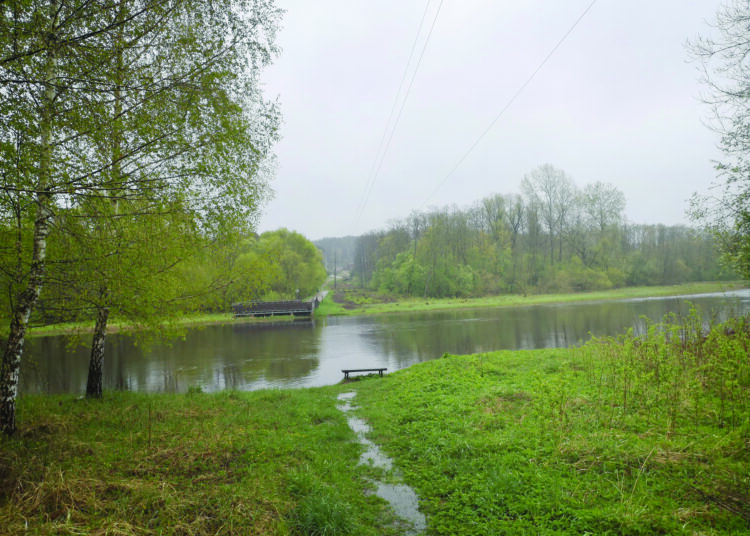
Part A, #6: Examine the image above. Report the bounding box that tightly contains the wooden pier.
[232,299,318,318]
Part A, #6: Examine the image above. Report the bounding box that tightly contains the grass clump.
[289,469,355,536]
[293,491,354,536]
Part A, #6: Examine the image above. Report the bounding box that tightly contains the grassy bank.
[2,312,749,534]
[320,280,747,317]
[354,318,750,534]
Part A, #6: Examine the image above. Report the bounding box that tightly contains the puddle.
[337,392,426,534]
[337,392,393,470]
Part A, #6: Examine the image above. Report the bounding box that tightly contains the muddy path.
[337,392,426,535]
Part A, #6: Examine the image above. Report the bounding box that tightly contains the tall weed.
[578,308,750,434]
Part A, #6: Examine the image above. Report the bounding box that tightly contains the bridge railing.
[232,300,315,317]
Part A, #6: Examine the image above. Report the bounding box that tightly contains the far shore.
[315,280,747,317]
[25,280,747,338]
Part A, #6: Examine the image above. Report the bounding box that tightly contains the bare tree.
[521,164,577,265]
[582,182,626,233]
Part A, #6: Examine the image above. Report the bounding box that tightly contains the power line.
[423,0,599,206]
[361,1,432,197]
[354,0,444,226]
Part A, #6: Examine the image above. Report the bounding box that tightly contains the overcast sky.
[257,0,724,241]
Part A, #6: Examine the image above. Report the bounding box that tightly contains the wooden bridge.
[232,298,319,318]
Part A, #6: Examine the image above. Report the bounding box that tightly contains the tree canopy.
[690,0,750,277]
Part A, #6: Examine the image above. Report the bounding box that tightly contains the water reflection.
[20,290,750,395]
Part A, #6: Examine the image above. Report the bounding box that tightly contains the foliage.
[38,203,199,331]
[177,229,327,312]
[691,1,750,277]
[354,168,735,299]
[176,232,278,313]
[257,229,328,300]
[579,309,750,434]
[0,0,282,431]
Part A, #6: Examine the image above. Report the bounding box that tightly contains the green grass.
[313,293,348,318]
[352,311,750,534]
[0,388,403,535]
[321,281,747,317]
[3,310,749,534]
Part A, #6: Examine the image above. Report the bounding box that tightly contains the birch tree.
[0,0,88,435]
[0,0,281,433]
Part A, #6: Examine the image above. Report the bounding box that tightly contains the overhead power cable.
[361,1,432,194]
[353,0,444,227]
[423,0,599,205]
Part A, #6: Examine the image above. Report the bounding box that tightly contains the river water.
[19,290,750,395]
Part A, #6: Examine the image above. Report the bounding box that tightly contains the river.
[19,290,750,395]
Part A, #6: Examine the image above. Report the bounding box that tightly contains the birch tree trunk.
[83,5,123,401]
[85,305,110,399]
[0,45,55,435]
[0,208,51,435]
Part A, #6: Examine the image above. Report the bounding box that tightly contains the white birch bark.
[0,21,56,436]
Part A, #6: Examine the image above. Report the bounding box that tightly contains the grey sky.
[258,0,723,241]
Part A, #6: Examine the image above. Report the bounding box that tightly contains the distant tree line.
[353,165,736,298]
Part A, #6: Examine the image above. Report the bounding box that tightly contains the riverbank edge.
[317,280,748,317]
[3,330,748,534]
[24,310,300,338]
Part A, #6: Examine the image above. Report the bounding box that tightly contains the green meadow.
[1,310,748,534]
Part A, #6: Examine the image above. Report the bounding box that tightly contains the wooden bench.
[342,368,387,380]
